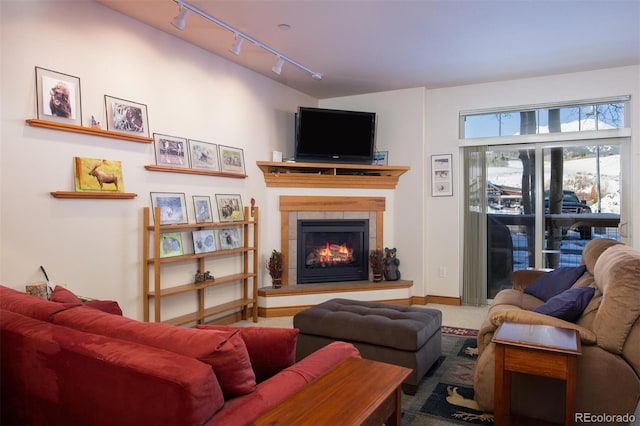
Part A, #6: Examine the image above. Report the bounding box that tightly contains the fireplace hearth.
[297,219,369,284]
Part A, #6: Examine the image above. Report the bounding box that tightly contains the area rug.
[401,327,494,425]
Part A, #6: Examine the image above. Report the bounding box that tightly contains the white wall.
[320,89,426,298]
[2,1,637,318]
[0,0,415,319]
[424,66,640,297]
[0,0,317,319]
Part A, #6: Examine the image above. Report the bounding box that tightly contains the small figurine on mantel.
[90,115,101,129]
[383,247,401,281]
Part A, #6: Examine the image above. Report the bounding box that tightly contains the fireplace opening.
[297,219,369,284]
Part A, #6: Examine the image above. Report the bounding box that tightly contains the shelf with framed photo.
[142,204,259,326]
[26,119,153,144]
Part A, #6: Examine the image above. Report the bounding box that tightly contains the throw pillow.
[198,325,299,382]
[196,328,256,398]
[534,286,595,322]
[524,265,586,302]
[50,285,83,305]
[50,285,123,315]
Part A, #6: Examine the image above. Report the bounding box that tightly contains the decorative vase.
[272,278,282,289]
[372,272,383,282]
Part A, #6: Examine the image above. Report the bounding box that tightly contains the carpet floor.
[401,328,494,425]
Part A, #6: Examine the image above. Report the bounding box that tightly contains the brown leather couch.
[473,238,640,425]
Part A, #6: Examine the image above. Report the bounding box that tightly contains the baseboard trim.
[258,297,413,318]
[425,295,461,305]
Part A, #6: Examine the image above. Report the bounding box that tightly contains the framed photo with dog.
[104,95,149,137]
[35,67,82,126]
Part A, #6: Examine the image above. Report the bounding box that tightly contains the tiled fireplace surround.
[257,195,414,317]
[280,195,384,285]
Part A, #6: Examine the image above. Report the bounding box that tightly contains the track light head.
[272,57,285,75]
[230,34,244,55]
[171,5,189,30]
[311,72,323,80]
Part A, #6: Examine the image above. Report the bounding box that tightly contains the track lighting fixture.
[171,3,189,31]
[170,0,322,80]
[272,57,285,75]
[230,34,244,56]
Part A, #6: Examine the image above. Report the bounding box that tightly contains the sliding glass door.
[464,141,624,302]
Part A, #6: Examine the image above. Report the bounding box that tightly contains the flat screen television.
[295,107,376,164]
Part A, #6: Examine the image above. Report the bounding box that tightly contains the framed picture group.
[150,192,245,225]
[158,227,241,258]
[153,134,245,175]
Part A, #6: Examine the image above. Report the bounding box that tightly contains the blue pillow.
[524,265,586,302]
[534,286,595,322]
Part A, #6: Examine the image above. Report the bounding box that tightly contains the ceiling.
[97,0,640,99]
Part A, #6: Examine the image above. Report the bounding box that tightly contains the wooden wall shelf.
[26,119,153,144]
[51,191,137,199]
[144,165,247,178]
[256,161,409,189]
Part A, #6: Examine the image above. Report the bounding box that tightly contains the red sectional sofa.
[0,285,360,425]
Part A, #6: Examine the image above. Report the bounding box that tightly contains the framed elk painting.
[74,157,124,193]
[35,67,82,126]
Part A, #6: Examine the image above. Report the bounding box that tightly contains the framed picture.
[372,151,388,166]
[193,195,213,224]
[218,145,246,175]
[74,157,124,192]
[219,228,241,250]
[104,95,149,137]
[35,67,82,125]
[150,192,188,225]
[215,194,244,222]
[153,133,189,168]
[159,232,183,258]
[189,139,219,171]
[431,154,453,197]
[192,229,217,254]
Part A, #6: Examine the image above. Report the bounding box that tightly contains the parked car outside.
[544,190,592,238]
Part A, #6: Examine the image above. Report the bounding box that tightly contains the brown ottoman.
[293,298,442,395]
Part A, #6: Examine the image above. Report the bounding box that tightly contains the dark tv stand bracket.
[256,161,410,189]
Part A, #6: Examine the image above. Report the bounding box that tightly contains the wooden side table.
[493,322,581,426]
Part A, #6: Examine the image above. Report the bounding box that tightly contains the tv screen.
[295,107,376,164]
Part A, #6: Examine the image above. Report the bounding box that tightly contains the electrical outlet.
[439,266,447,277]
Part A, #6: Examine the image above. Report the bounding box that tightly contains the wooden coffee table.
[251,357,411,426]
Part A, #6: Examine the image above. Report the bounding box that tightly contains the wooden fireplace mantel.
[256,161,409,189]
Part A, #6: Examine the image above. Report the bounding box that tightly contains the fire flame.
[317,242,353,264]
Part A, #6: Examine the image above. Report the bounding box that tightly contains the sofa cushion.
[198,325,299,383]
[534,286,595,322]
[523,265,586,302]
[593,244,640,354]
[50,286,123,315]
[209,341,360,425]
[1,308,224,425]
[51,307,256,398]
